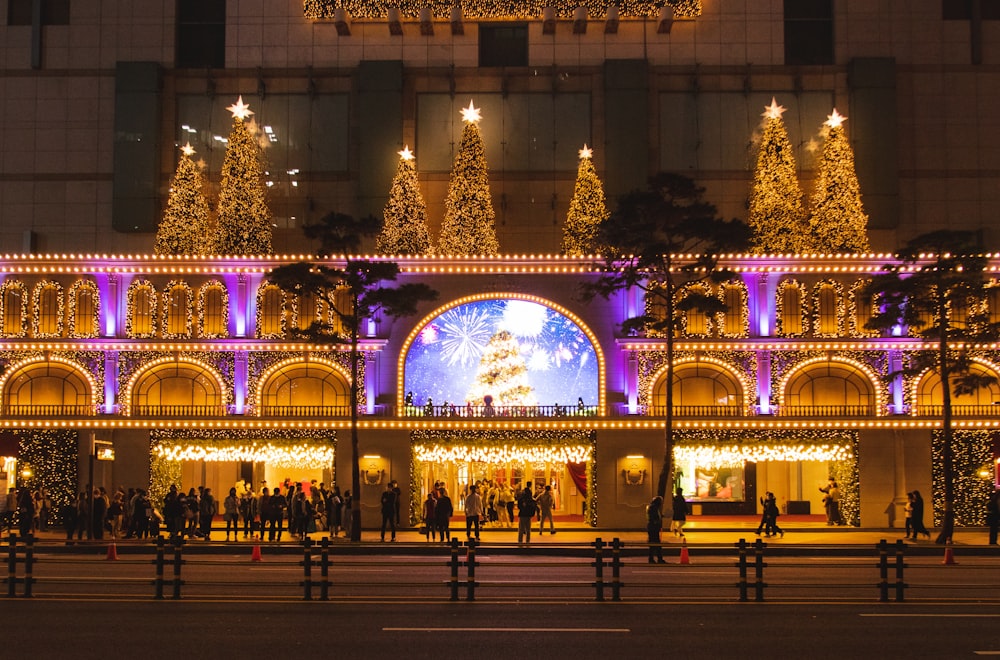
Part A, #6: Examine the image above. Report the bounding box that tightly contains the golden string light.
[414,443,592,465]
[674,443,853,470]
[154,442,333,470]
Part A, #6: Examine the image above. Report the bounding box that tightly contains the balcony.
[1,404,102,418]
[911,404,1000,417]
[128,405,230,418]
[775,405,876,417]
[401,403,599,419]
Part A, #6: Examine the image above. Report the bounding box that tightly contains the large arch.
[122,358,228,416]
[780,357,882,416]
[398,294,605,414]
[912,358,1000,415]
[256,357,351,416]
[0,357,96,414]
[648,357,748,416]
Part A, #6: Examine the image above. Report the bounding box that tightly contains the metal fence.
[4,534,999,602]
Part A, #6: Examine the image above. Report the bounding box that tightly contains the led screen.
[403,299,598,410]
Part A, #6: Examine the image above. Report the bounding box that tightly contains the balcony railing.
[775,405,875,417]
[1,404,102,417]
[639,405,747,418]
[128,405,230,418]
[912,404,1000,417]
[402,404,599,418]
[254,405,359,418]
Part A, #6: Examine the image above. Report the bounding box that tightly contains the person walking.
[516,482,537,545]
[819,478,843,526]
[987,490,1000,545]
[380,483,397,542]
[464,484,483,541]
[434,488,453,543]
[910,490,931,540]
[762,492,784,538]
[422,492,437,541]
[537,484,556,535]
[904,491,914,539]
[670,487,688,537]
[270,486,286,541]
[646,496,666,563]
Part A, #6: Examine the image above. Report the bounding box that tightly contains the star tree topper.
[763,97,786,120]
[180,142,196,157]
[825,108,847,129]
[578,143,593,159]
[460,100,482,124]
[398,145,415,161]
[227,95,254,121]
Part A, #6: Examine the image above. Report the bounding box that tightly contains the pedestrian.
[17,488,35,538]
[163,485,183,540]
[380,483,397,541]
[327,486,343,538]
[422,492,437,541]
[910,490,930,540]
[987,490,1000,545]
[464,484,483,541]
[537,484,556,535]
[904,492,915,539]
[646,496,666,564]
[392,480,402,526]
[670,487,688,537]
[199,487,216,540]
[107,492,124,539]
[762,492,784,538]
[239,489,257,539]
[223,487,239,541]
[270,486,286,541]
[91,488,107,540]
[342,490,353,539]
[259,487,273,540]
[60,497,77,543]
[819,478,843,526]
[434,488,453,542]
[516,482,537,545]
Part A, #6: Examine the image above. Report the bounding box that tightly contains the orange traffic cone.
[678,538,690,565]
[251,544,263,562]
[106,542,118,561]
[941,545,957,565]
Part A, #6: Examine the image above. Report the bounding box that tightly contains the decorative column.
[234,351,248,414]
[626,351,639,414]
[103,351,119,414]
[888,349,904,414]
[757,350,772,414]
[103,273,119,337]
[235,273,248,337]
[365,352,377,414]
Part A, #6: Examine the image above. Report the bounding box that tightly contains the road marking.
[861,614,1000,618]
[383,627,630,633]
[974,652,1000,655]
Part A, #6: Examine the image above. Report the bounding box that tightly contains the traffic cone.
[678,538,690,565]
[251,544,262,562]
[105,542,118,561]
[941,545,957,565]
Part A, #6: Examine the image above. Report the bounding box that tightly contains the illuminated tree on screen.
[155,143,212,255]
[466,330,537,407]
[437,101,499,255]
[214,96,273,255]
[376,146,432,255]
[562,144,609,256]
[748,98,808,253]
[808,109,871,253]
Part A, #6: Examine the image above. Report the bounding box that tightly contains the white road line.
[861,614,1000,618]
[974,652,1000,655]
[383,628,630,633]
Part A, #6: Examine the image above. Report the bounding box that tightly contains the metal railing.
[912,404,1000,417]
[5,534,1000,603]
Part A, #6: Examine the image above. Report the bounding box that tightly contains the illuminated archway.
[256,357,351,415]
[912,358,1000,415]
[398,294,604,414]
[780,357,882,415]
[122,358,228,415]
[648,357,749,415]
[0,357,96,413]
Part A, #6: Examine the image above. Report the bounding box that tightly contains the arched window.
[198,281,228,338]
[948,293,971,331]
[256,284,286,338]
[130,361,225,416]
[32,280,64,337]
[295,292,319,332]
[162,282,193,338]
[783,361,876,416]
[718,281,748,337]
[68,279,100,338]
[914,362,1000,416]
[777,279,807,337]
[328,286,354,337]
[258,361,351,416]
[0,280,28,338]
[812,280,843,337]
[127,279,157,338]
[3,360,92,415]
[987,284,1000,326]
[849,279,876,337]
[652,362,744,416]
[678,284,712,337]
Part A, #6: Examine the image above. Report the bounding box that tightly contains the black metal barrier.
[2,534,997,602]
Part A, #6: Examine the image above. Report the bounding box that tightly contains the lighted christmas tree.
[376,146,432,255]
[465,330,537,407]
[155,143,213,255]
[437,101,499,255]
[214,96,273,255]
[808,109,871,253]
[748,98,809,253]
[562,144,609,256]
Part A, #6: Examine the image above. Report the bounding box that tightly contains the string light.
[674,443,853,469]
[161,280,193,339]
[67,279,101,338]
[414,443,592,464]
[0,279,28,337]
[126,279,158,338]
[303,0,703,20]
[154,442,334,469]
[31,280,64,338]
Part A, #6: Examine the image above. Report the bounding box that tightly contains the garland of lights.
[249,350,365,410]
[847,278,877,338]
[197,281,230,339]
[931,429,994,526]
[31,280,64,338]
[254,355,353,414]
[675,428,860,526]
[908,356,1000,413]
[715,279,750,338]
[118,352,232,415]
[67,279,101,338]
[0,353,103,407]
[811,279,845,338]
[0,279,28,338]
[775,279,808,338]
[126,279,158,339]
[674,282,714,338]
[773,352,887,413]
[410,429,597,527]
[636,350,757,411]
[14,428,78,526]
[643,354,755,414]
[149,429,337,507]
[161,280,194,339]
[303,0,702,20]
[255,283,288,339]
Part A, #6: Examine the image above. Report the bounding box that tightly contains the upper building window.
[7,0,69,26]
[176,0,225,69]
[479,24,528,68]
[943,0,1000,19]
[784,0,834,65]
